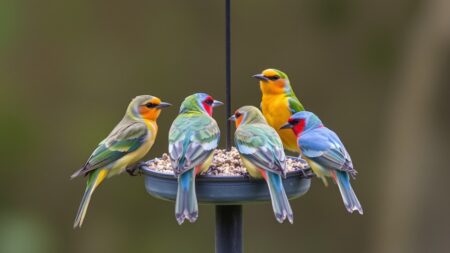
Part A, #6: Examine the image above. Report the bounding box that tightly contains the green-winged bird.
[231,106,293,223]
[71,95,171,228]
[168,93,222,224]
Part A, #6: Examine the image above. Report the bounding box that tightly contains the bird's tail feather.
[73,169,108,228]
[70,167,83,179]
[264,170,294,224]
[335,170,363,214]
[175,169,198,225]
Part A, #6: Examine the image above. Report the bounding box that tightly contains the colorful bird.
[231,106,293,223]
[71,95,171,228]
[169,93,222,224]
[253,68,305,153]
[281,111,363,214]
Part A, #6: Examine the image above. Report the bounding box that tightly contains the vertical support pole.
[225,0,232,151]
[216,1,243,253]
[215,205,242,253]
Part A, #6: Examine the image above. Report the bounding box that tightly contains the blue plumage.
[284,111,363,214]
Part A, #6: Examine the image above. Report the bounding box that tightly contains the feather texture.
[233,106,293,223]
[290,111,363,214]
[71,95,168,227]
[169,93,220,224]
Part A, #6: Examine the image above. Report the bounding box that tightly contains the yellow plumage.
[72,95,171,228]
[240,157,263,179]
[261,94,300,153]
[255,69,304,154]
[108,121,157,177]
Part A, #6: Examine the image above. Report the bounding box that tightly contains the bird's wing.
[287,97,305,114]
[299,128,356,176]
[169,113,220,175]
[235,124,286,176]
[72,122,148,177]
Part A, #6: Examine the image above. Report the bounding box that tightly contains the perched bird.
[281,111,363,214]
[253,68,304,153]
[169,93,222,224]
[231,106,293,223]
[71,95,171,228]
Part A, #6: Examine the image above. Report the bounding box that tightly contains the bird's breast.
[261,95,300,153]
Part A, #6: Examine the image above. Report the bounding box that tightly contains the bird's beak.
[280,122,293,129]
[228,115,236,121]
[155,102,172,108]
[253,74,269,82]
[212,100,224,107]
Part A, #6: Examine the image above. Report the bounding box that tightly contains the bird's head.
[180,93,223,116]
[128,95,171,121]
[280,111,323,136]
[253,68,292,95]
[229,105,267,127]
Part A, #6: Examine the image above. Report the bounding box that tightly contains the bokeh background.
[1,0,449,252]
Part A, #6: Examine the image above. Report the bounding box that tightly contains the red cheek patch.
[293,119,305,135]
[201,102,213,116]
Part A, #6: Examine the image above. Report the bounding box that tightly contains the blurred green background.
[1,0,449,252]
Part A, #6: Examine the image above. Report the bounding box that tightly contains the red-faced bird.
[281,111,363,214]
[71,95,171,228]
[231,106,293,223]
[253,68,305,153]
[169,93,222,224]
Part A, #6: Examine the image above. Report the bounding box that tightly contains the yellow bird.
[71,95,171,228]
[253,68,305,153]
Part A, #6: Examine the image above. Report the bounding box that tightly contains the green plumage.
[72,121,148,178]
[71,95,168,228]
[288,97,304,114]
[235,123,286,176]
[169,93,221,224]
[233,106,293,223]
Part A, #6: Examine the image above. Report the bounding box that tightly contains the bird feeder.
[138,1,313,252]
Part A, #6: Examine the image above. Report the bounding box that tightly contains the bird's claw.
[126,162,145,176]
[299,168,307,178]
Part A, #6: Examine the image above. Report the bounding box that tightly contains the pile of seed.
[144,147,309,177]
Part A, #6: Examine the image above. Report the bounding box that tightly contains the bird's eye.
[145,103,157,108]
[235,112,242,118]
[268,75,280,81]
[205,98,214,105]
[290,119,299,125]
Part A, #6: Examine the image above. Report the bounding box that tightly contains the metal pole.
[225,0,232,151]
[215,205,242,253]
[215,1,243,253]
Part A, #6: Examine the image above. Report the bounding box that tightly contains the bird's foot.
[126,162,145,176]
[299,168,308,178]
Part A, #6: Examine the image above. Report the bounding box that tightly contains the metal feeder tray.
[139,156,314,205]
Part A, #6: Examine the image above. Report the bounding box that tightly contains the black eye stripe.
[205,99,214,105]
[145,103,157,108]
[267,75,280,81]
[235,112,242,117]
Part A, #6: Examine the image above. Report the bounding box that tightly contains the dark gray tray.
[140,158,314,205]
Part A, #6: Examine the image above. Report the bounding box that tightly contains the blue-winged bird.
[281,111,363,214]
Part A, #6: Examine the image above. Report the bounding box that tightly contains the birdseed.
[144,147,309,176]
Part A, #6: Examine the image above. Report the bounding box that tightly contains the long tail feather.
[264,170,294,224]
[335,170,363,214]
[73,169,108,228]
[175,169,198,224]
